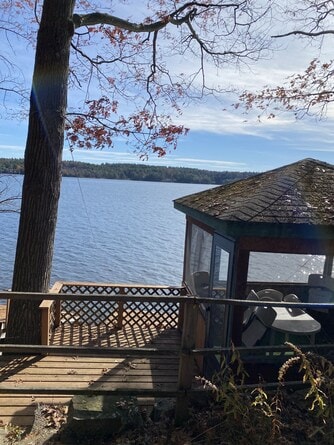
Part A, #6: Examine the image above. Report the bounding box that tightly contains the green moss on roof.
[174,159,334,226]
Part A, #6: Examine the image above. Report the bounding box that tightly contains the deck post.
[39,301,51,345]
[177,285,189,331]
[54,300,61,328]
[50,282,63,328]
[175,298,198,425]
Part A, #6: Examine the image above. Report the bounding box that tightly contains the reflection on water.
[248,253,325,283]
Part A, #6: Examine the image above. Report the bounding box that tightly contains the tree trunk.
[6,0,76,344]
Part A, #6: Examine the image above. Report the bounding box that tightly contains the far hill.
[0,158,255,185]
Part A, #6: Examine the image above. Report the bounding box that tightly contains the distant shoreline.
[0,158,255,185]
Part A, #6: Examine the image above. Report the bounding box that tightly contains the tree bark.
[6,0,76,344]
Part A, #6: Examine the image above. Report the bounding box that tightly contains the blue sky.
[1,4,334,173]
[2,105,333,173]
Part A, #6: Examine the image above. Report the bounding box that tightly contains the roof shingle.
[174,158,334,225]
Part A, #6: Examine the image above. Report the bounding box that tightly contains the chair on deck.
[257,289,283,302]
[242,290,268,347]
[255,305,276,327]
[192,271,210,297]
[242,290,277,347]
[308,274,334,311]
[242,318,267,347]
[242,289,259,326]
[283,293,305,316]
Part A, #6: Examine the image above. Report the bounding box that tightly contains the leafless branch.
[0,176,21,213]
[73,8,197,32]
[272,29,334,38]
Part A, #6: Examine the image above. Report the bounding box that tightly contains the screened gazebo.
[174,158,334,376]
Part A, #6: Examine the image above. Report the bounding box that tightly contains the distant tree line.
[0,158,255,185]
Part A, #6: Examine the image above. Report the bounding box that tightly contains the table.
[270,307,321,344]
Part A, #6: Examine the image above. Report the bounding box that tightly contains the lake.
[0,175,211,290]
[0,175,325,291]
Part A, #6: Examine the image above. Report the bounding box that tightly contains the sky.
[1,3,334,173]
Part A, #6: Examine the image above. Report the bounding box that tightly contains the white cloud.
[173,157,245,167]
[0,144,24,150]
[63,148,246,171]
[0,144,25,157]
[175,102,298,138]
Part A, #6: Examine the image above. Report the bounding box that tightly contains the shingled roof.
[174,159,334,236]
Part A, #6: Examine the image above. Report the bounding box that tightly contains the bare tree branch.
[73,8,197,32]
[272,29,334,38]
[235,2,334,120]
[0,176,21,213]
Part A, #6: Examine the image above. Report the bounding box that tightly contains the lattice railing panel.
[124,287,184,297]
[60,300,120,327]
[61,284,127,296]
[58,282,183,329]
[122,301,179,329]
[61,283,185,297]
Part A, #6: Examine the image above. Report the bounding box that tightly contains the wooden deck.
[0,325,183,427]
[50,320,175,348]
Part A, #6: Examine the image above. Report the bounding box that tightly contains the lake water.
[0,175,325,291]
[0,175,211,290]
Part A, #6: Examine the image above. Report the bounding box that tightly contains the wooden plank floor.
[50,321,176,348]
[0,326,183,427]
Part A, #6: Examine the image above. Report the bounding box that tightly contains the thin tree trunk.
[6,0,76,344]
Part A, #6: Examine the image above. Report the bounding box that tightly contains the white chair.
[243,289,259,326]
[257,289,283,302]
[255,305,276,327]
[242,292,276,347]
[242,318,267,347]
[242,290,271,347]
[308,274,334,311]
[283,293,305,316]
[192,271,210,297]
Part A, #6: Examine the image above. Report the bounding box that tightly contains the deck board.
[0,326,185,427]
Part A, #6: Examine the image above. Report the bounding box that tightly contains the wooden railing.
[39,281,186,345]
[2,289,334,422]
[0,287,199,423]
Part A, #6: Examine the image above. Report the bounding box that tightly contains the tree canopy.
[1,1,272,157]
